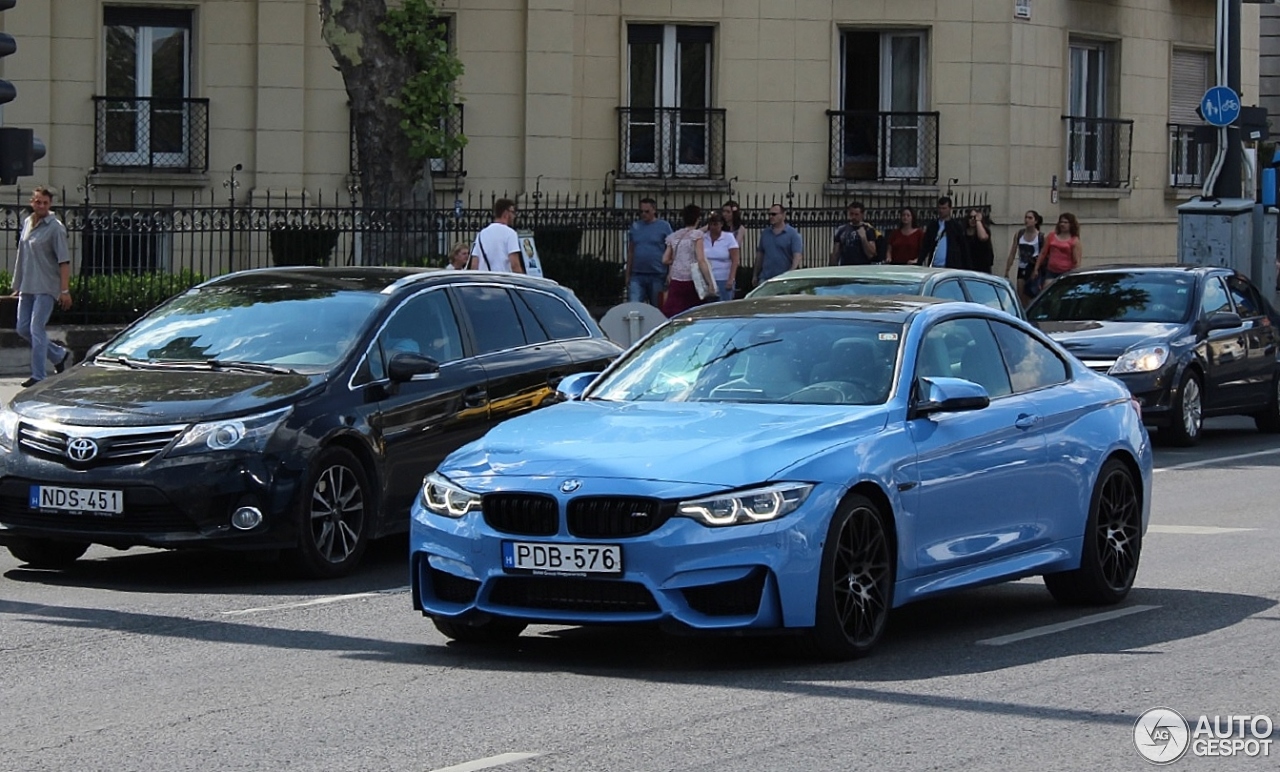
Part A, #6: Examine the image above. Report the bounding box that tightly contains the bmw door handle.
[463,386,488,408]
[1014,413,1042,430]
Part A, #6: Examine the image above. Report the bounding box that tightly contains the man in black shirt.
[830,201,882,266]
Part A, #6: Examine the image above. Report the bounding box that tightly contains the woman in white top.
[702,211,740,300]
[1003,210,1043,306]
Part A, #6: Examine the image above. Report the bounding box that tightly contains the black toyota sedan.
[0,267,621,577]
[1026,264,1280,445]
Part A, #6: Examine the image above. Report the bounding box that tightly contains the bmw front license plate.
[502,541,622,575]
[29,485,123,515]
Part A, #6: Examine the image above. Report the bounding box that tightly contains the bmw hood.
[1035,320,1185,358]
[8,365,325,426]
[441,400,889,487]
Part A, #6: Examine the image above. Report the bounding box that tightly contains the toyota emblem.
[560,479,582,493]
[65,437,100,462]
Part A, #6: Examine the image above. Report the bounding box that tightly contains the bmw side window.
[1226,276,1263,318]
[917,318,1012,398]
[520,290,591,340]
[1200,277,1232,317]
[454,285,527,354]
[991,321,1069,393]
[962,279,1001,311]
[379,291,465,365]
[932,280,966,302]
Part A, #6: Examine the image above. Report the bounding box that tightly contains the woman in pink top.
[1031,212,1082,291]
[661,204,716,317]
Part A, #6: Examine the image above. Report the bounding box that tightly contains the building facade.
[0,0,1261,263]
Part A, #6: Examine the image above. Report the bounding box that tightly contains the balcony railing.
[1063,116,1133,188]
[93,96,209,174]
[349,103,465,179]
[1168,123,1211,189]
[617,106,726,180]
[827,110,939,185]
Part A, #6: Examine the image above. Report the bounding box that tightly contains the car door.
[903,316,1049,575]
[451,283,575,425]
[1199,275,1251,409]
[357,288,491,523]
[1225,274,1279,405]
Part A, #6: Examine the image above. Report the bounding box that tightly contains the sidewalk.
[0,326,75,378]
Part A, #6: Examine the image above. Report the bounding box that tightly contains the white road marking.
[219,586,409,616]
[429,753,543,772]
[1154,446,1280,473]
[1147,524,1255,535]
[976,604,1160,646]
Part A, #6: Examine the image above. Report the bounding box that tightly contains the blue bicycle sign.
[1200,86,1241,128]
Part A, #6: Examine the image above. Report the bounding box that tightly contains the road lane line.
[976,604,1160,646]
[1154,446,1280,473]
[219,586,409,616]
[1147,524,1255,535]
[429,753,543,772]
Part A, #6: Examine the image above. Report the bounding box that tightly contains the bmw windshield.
[588,316,902,405]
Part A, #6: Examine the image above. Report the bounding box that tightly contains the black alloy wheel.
[289,447,371,579]
[805,495,894,660]
[1044,458,1142,605]
[6,537,90,569]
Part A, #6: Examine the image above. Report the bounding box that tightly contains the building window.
[830,29,936,183]
[620,24,724,179]
[1065,39,1131,187]
[1169,49,1212,188]
[101,7,196,169]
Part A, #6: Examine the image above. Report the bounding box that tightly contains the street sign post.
[1201,85,1242,128]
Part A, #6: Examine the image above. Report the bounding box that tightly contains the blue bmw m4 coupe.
[410,295,1153,659]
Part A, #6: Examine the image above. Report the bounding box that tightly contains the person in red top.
[1031,212,1082,291]
[886,207,925,265]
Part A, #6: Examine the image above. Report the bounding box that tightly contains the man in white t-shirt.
[470,198,525,273]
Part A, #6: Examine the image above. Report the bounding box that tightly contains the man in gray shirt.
[754,203,804,284]
[12,187,73,387]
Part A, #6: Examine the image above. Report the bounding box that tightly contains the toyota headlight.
[1109,345,1170,375]
[421,472,482,518]
[0,406,18,451]
[167,407,291,458]
[677,483,814,527]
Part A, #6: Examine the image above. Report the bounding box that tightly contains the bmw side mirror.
[1204,311,1244,332]
[556,371,599,400]
[387,352,441,383]
[912,376,991,418]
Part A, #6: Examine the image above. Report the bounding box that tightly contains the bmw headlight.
[0,406,18,451]
[167,407,291,458]
[677,483,814,527]
[421,472,482,518]
[1109,345,1170,375]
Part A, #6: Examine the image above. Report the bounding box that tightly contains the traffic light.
[0,0,46,185]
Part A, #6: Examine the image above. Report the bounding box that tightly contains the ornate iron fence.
[827,110,940,184]
[1167,123,1211,189]
[92,96,210,174]
[0,187,988,323]
[617,107,727,180]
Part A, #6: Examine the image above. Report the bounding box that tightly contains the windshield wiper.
[97,355,165,370]
[206,359,297,375]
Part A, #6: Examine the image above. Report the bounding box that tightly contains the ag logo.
[65,437,100,462]
[1134,707,1190,764]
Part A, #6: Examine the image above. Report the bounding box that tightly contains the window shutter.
[1171,50,1210,125]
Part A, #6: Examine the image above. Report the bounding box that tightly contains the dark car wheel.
[433,617,527,645]
[7,537,90,569]
[1164,369,1203,447]
[288,447,371,579]
[1044,458,1142,605]
[804,495,894,660]
[1253,374,1280,433]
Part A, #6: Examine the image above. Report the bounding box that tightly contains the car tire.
[7,537,90,569]
[802,494,894,660]
[287,447,371,579]
[1252,373,1280,433]
[1044,458,1142,606]
[432,617,527,645]
[1164,369,1203,447]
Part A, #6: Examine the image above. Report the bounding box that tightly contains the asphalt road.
[1,376,1277,771]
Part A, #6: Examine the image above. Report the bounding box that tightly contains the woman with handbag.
[661,204,718,317]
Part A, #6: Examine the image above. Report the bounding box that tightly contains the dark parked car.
[1026,264,1280,445]
[0,267,621,576]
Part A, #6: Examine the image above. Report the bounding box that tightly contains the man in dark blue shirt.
[754,204,805,284]
[626,197,673,305]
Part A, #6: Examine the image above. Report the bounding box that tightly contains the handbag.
[684,232,715,300]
